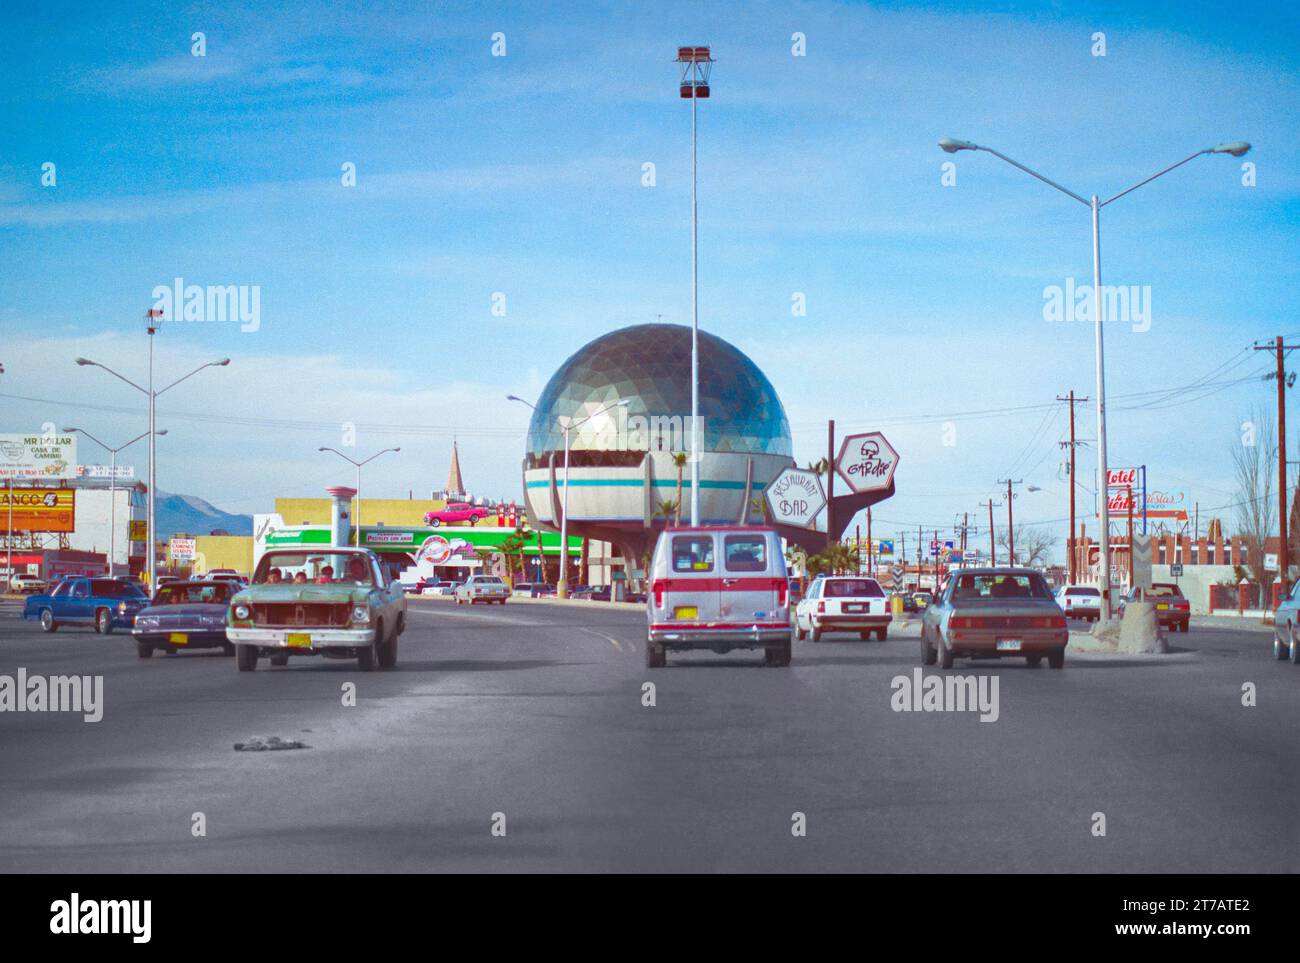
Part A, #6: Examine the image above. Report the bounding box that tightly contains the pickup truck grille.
[253,603,352,627]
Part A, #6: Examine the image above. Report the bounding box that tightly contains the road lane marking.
[582,628,625,651]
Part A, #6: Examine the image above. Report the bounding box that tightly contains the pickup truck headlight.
[352,606,370,624]
[233,604,251,620]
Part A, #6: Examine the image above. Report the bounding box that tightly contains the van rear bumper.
[649,623,791,648]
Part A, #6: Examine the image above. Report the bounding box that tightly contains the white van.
[645,526,793,667]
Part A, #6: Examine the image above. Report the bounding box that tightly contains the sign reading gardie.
[835,431,900,495]
[764,467,826,529]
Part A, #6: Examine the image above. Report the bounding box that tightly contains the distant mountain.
[155,491,253,538]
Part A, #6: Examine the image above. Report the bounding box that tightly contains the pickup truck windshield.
[253,552,375,587]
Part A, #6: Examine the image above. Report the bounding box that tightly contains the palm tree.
[654,498,679,527]
[806,457,830,477]
[671,451,689,525]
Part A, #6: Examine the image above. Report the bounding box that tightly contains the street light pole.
[938,137,1249,618]
[317,447,401,547]
[65,427,160,577]
[76,336,229,591]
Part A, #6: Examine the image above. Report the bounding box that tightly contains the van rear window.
[724,535,766,572]
[671,536,714,573]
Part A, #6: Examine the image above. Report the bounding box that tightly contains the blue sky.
[2,0,1298,552]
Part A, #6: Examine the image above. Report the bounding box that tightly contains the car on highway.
[795,575,891,641]
[9,573,46,594]
[1271,580,1300,662]
[1056,584,1102,621]
[225,548,407,672]
[23,576,150,634]
[454,574,509,604]
[920,567,1068,669]
[132,580,236,658]
[423,502,489,527]
[1117,583,1190,632]
[645,525,792,668]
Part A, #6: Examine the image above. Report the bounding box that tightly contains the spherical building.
[522,324,795,566]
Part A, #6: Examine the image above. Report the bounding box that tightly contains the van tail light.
[777,582,787,607]
[817,601,825,614]
[653,582,665,609]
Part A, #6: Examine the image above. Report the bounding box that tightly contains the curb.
[407,593,644,611]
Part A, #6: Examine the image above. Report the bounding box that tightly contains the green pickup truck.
[227,548,408,672]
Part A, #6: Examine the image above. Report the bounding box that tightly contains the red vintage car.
[424,502,489,527]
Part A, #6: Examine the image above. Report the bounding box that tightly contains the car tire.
[876,628,887,641]
[1274,631,1288,660]
[236,644,258,672]
[859,630,871,641]
[765,635,792,667]
[39,609,58,633]
[795,625,806,641]
[95,608,113,635]
[430,518,441,528]
[937,636,954,669]
[269,653,289,667]
[395,613,406,637]
[1181,621,1190,633]
[920,628,936,665]
[1291,625,1300,665]
[136,643,153,659]
[357,625,380,671]
[645,639,666,668]
[378,627,398,668]
[1025,654,1042,668]
[810,626,822,643]
[1048,647,1066,669]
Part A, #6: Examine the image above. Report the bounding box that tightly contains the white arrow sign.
[835,431,900,495]
[764,467,826,529]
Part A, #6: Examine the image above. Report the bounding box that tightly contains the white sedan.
[795,575,892,641]
[454,575,509,605]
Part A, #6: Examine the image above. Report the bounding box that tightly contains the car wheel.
[1181,621,1190,633]
[136,642,153,659]
[937,636,954,669]
[395,613,406,637]
[795,625,806,641]
[95,608,113,635]
[430,518,441,527]
[876,628,888,641]
[236,644,258,672]
[378,628,398,669]
[357,624,380,671]
[645,639,666,668]
[765,635,792,666]
[810,626,822,642]
[1048,647,1066,669]
[859,630,871,641]
[1291,624,1300,665]
[39,609,58,633]
[920,628,936,665]
[1025,654,1042,668]
[1274,631,1288,660]
[269,653,289,667]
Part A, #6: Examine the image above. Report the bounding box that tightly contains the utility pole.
[984,499,999,566]
[826,420,836,551]
[1254,336,1295,600]
[998,480,1022,564]
[1058,391,1089,584]
[866,507,873,576]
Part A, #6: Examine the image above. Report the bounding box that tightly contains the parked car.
[9,573,46,594]
[1271,580,1300,663]
[132,580,236,658]
[920,567,1068,669]
[1117,583,1190,632]
[424,502,489,527]
[23,576,150,634]
[511,582,543,597]
[454,574,509,604]
[795,575,891,641]
[207,570,248,588]
[1056,584,1102,621]
[645,525,792,668]
[225,549,407,672]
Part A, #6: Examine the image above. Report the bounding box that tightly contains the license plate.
[844,603,865,613]
[674,606,698,619]
[168,632,188,645]
[1156,603,1169,610]
[996,638,1022,651]
[286,633,312,647]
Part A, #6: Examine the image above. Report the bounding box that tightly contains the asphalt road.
[0,596,1296,873]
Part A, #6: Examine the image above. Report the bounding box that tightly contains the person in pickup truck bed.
[316,565,335,584]
[292,572,308,584]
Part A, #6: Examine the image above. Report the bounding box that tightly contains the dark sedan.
[920,567,1068,669]
[131,581,236,658]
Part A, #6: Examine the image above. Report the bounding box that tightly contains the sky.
[2,0,1298,556]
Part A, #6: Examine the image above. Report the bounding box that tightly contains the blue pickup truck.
[23,577,150,634]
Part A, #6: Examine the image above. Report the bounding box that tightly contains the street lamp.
[76,345,229,590]
[940,137,1249,618]
[317,447,401,543]
[676,45,714,526]
[509,394,628,598]
[65,427,166,576]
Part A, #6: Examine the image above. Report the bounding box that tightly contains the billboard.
[0,487,76,533]
[169,538,197,561]
[0,433,77,480]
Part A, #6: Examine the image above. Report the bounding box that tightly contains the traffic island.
[1068,603,1170,655]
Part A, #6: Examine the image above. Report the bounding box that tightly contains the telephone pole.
[998,480,1023,564]
[1254,336,1297,600]
[983,499,1001,565]
[1057,391,1089,584]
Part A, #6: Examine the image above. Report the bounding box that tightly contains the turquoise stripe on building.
[525,478,756,491]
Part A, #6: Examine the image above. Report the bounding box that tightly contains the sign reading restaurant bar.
[0,488,76,533]
[0,433,77,480]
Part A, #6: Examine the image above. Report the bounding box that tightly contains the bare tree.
[1231,405,1274,587]
[995,524,1058,567]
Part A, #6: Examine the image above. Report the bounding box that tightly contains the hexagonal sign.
[764,467,826,529]
[835,431,900,494]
